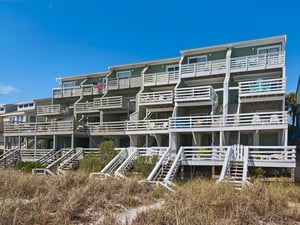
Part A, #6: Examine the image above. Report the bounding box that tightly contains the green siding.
[182,50,227,64]
[231,42,283,58]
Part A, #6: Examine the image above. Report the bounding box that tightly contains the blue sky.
[0,0,299,104]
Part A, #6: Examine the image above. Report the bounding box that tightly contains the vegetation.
[79,141,119,173]
[131,155,159,177]
[285,92,297,126]
[0,170,299,225]
[14,161,44,173]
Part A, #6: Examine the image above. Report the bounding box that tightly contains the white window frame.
[63,81,76,89]
[188,55,207,64]
[116,70,131,79]
[257,45,281,55]
[166,64,179,72]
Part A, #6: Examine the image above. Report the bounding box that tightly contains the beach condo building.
[0,35,296,187]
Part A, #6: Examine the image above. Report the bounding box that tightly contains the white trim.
[166,64,179,72]
[187,55,207,64]
[257,45,281,55]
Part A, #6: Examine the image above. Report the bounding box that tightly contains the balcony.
[52,84,103,99]
[107,76,141,90]
[75,102,98,114]
[52,86,81,98]
[169,111,287,132]
[37,104,65,116]
[4,120,74,136]
[239,78,285,102]
[93,96,134,111]
[86,121,126,135]
[225,111,287,130]
[175,86,217,106]
[180,145,295,168]
[231,51,285,72]
[144,72,179,86]
[82,84,104,96]
[126,119,169,134]
[139,91,173,107]
[181,59,226,78]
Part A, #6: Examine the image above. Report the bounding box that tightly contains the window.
[257,45,281,65]
[166,65,179,73]
[63,81,76,89]
[17,102,35,110]
[188,55,207,64]
[116,71,131,79]
[0,107,4,113]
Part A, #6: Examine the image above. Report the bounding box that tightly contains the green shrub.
[80,141,119,173]
[14,161,44,173]
[131,155,159,176]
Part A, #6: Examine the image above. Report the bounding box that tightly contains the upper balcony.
[107,76,141,90]
[75,102,98,114]
[231,51,285,73]
[86,121,126,135]
[126,119,169,134]
[93,96,134,111]
[175,86,217,107]
[169,111,287,132]
[4,120,74,136]
[144,72,179,86]
[181,59,226,78]
[52,84,103,99]
[37,104,66,116]
[239,78,286,103]
[139,91,173,107]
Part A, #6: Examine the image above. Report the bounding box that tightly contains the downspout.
[74,78,87,120]
[221,48,232,149]
[100,72,112,124]
[170,55,185,153]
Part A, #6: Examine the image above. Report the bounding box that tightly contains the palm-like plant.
[285,92,297,125]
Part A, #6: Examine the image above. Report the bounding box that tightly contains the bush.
[14,161,44,172]
[131,155,159,177]
[79,141,119,173]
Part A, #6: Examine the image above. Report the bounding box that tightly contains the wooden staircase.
[89,148,130,178]
[32,148,81,175]
[0,147,20,168]
[114,148,139,178]
[217,145,250,189]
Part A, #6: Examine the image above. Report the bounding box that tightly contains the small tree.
[285,92,297,126]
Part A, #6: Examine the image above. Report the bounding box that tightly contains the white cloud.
[0,84,17,94]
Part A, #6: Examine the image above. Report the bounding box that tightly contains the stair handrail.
[36,148,57,164]
[46,148,75,170]
[0,147,19,160]
[163,147,184,185]
[147,147,171,181]
[242,146,249,186]
[100,148,127,174]
[57,148,83,174]
[114,148,138,178]
[216,146,233,183]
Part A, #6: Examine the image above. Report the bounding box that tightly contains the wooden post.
[212,166,216,178]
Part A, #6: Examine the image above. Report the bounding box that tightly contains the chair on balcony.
[270,115,280,124]
[252,114,261,125]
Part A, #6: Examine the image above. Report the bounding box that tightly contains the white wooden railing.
[139,91,173,106]
[239,78,285,97]
[93,96,123,109]
[20,149,53,161]
[75,102,96,113]
[181,146,227,161]
[86,121,127,133]
[52,86,81,98]
[181,59,226,77]
[169,111,287,129]
[37,104,62,116]
[231,51,285,70]
[175,86,217,103]
[137,147,168,156]
[144,72,179,86]
[127,119,169,131]
[82,84,103,96]
[4,120,74,134]
[248,146,296,161]
[107,76,141,90]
